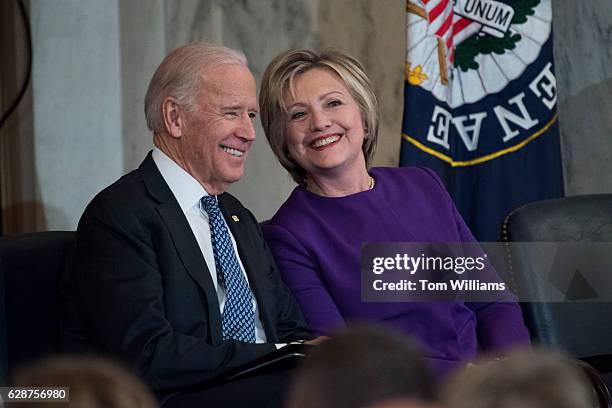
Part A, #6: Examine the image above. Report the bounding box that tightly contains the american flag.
[421,0,481,65]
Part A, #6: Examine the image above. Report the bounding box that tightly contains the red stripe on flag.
[453,17,472,35]
[429,0,450,22]
[435,11,453,37]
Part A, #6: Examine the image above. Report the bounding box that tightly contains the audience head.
[144,42,258,194]
[441,350,596,408]
[259,48,380,186]
[12,355,157,408]
[287,324,436,408]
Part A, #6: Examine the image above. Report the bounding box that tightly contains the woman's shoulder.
[371,166,447,195]
[265,186,310,229]
[262,187,323,254]
[372,165,440,179]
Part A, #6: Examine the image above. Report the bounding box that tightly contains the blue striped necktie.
[200,195,256,343]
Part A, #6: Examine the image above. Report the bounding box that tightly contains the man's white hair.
[144,43,248,133]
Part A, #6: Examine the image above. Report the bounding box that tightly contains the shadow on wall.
[4,202,71,234]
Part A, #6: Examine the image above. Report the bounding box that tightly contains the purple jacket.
[263,166,530,379]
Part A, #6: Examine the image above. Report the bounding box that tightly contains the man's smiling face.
[179,63,258,194]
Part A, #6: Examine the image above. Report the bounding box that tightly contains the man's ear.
[162,97,184,138]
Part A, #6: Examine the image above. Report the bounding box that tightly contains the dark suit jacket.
[62,153,310,396]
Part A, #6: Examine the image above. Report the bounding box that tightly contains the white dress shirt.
[152,147,267,343]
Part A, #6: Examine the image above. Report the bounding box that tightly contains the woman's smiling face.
[284,67,366,179]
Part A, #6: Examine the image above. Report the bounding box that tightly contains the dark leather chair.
[503,194,612,406]
[0,231,74,385]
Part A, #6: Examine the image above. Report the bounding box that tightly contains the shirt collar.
[152,147,210,214]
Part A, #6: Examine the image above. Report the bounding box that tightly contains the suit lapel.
[219,194,276,340]
[139,153,223,342]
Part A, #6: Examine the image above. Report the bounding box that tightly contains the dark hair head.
[288,324,435,408]
[442,350,595,408]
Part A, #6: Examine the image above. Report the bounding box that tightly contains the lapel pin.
[231,215,240,222]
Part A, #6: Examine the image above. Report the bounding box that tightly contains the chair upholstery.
[0,231,74,385]
[503,194,612,403]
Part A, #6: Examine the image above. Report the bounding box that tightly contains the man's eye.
[290,111,305,120]
[225,112,238,117]
[248,112,257,119]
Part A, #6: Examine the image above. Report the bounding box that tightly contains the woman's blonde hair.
[259,49,380,186]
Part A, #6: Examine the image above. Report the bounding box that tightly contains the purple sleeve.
[421,167,531,351]
[452,203,531,351]
[263,224,346,336]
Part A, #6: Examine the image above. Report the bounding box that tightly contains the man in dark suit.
[62,43,311,408]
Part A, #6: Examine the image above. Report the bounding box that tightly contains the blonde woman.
[259,48,530,380]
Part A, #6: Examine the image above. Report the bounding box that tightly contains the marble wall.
[119,0,165,170]
[552,1,612,195]
[29,0,124,230]
[5,0,612,231]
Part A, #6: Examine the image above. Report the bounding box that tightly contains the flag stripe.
[453,16,473,35]
[429,0,450,22]
[435,12,453,37]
